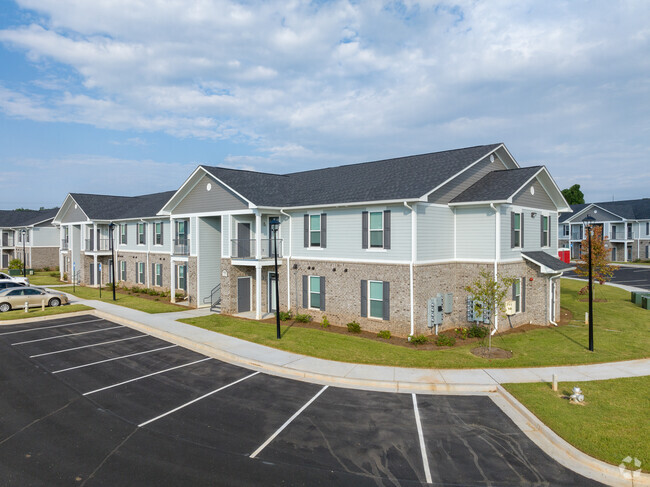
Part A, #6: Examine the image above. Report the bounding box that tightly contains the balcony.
[2,234,14,247]
[61,239,69,250]
[84,238,111,251]
[174,238,190,255]
[231,238,282,259]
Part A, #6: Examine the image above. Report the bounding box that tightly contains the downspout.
[280,208,291,310]
[549,273,561,326]
[490,203,499,335]
[404,201,415,337]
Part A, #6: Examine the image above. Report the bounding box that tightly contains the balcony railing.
[174,238,190,255]
[85,238,110,251]
[2,234,14,247]
[231,238,282,259]
[61,239,69,250]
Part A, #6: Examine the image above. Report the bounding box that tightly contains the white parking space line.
[83,357,211,396]
[0,318,105,336]
[29,335,147,358]
[412,394,433,485]
[138,371,260,428]
[53,344,178,374]
[12,325,124,345]
[616,280,646,283]
[250,385,328,459]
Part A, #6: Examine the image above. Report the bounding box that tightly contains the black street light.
[269,218,281,340]
[109,223,117,301]
[21,229,26,278]
[582,215,596,351]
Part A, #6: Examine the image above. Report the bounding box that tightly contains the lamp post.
[269,218,281,340]
[21,229,26,277]
[109,223,117,301]
[582,215,595,351]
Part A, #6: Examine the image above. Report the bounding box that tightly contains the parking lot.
[566,265,650,291]
[0,314,603,486]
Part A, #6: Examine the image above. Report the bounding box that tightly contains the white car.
[0,272,29,286]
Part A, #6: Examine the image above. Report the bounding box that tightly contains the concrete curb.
[493,386,650,487]
[0,309,96,326]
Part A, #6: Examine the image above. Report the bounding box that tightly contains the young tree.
[464,269,516,352]
[561,184,585,204]
[574,225,618,294]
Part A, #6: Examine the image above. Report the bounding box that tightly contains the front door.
[627,246,633,261]
[89,263,94,285]
[237,277,251,313]
[237,223,251,258]
[611,247,616,261]
[268,272,277,313]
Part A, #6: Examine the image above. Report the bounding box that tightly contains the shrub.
[62,273,68,281]
[321,316,330,328]
[49,271,58,277]
[8,258,23,270]
[377,330,391,339]
[294,313,312,323]
[175,291,186,300]
[410,334,428,345]
[455,327,469,340]
[278,310,293,321]
[42,266,50,272]
[435,334,456,347]
[346,320,361,333]
[467,324,489,339]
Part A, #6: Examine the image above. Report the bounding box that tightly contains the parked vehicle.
[0,287,68,312]
[0,272,29,286]
[0,281,26,290]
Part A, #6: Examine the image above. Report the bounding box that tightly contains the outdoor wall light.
[531,212,537,218]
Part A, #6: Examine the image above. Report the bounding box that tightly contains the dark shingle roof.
[450,166,542,204]
[559,203,588,222]
[522,251,574,272]
[202,144,503,207]
[562,199,650,222]
[0,208,59,227]
[70,191,176,220]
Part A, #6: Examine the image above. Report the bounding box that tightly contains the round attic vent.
[530,186,535,195]
[206,183,212,191]
[490,154,495,163]
[74,203,78,209]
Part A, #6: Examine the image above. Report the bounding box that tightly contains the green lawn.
[0,304,94,321]
[504,377,649,471]
[65,286,185,314]
[180,279,649,369]
[29,271,67,286]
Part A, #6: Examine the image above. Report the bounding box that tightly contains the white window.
[542,216,550,247]
[119,261,127,281]
[137,262,145,284]
[514,279,522,313]
[369,211,383,248]
[369,280,384,319]
[120,224,127,245]
[155,264,163,286]
[309,276,321,309]
[309,214,321,247]
[154,222,163,245]
[513,212,522,248]
[138,223,146,245]
[563,224,569,237]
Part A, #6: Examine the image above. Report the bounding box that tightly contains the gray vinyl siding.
[289,205,411,261]
[455,207,495,259]
[511,180,556,211]
[417,204,454,261]
[71,225,81,273]
[198,216,221,305]
[428,155,507,204]
[115,220,171,253]
[571,207,622,223]
[501,206,558,259]
[60,202,89,223]
[173,173,248,214]
[32,226,59,247]
[222,215,230,257]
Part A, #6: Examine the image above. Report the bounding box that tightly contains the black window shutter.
[540,216,544,247]
[304,214,309,247]
[512,282,516,300]
[152,263,155,284]
[520,213,524,247]
[320,276,326,311]
[360,280,367,317]
[384,210,391,249]
[511,212,515,248]
[160,223,164,245]
[302,275,308,308]
[382,281,390,321]
[321,213,327,248]
[521,279,526,312]
[362,211,369,249]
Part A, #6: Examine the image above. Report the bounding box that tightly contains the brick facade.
[29,247,60,269]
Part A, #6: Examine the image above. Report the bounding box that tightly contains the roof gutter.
[404,201,416,337]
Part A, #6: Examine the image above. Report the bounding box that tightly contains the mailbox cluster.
[427,293,453,333]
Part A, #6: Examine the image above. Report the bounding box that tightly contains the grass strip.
[65,286,185,314]
[0,304,94,321]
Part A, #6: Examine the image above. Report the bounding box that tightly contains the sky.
[0,0,648,209]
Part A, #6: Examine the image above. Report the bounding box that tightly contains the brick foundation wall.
[30,247,59,269]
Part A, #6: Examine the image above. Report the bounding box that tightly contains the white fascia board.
[52,195,90,224]
[565,203,626,223]
[448,200,509,207]
[521,253,575,274]
[95,216,169,224]
[495,144,521,169]
[535,167,572,212]
[171,209,253,219]
[268,198,421,212]
[159,166,256,215]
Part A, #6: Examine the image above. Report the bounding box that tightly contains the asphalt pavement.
[0,314,605,486]
[565,264,650,291]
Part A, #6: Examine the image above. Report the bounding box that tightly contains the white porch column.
[255,211,262,319]
[93,223,97,251]
[93,254,98,287]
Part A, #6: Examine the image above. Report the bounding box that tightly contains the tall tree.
[561,184,585,204]
[574,226,618,293]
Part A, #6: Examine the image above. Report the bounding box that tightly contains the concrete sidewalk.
[64,294,650,392]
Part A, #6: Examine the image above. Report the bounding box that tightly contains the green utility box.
[8,268,33,276]
[642,296,650,310]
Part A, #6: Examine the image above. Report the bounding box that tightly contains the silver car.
[0,286,68,312]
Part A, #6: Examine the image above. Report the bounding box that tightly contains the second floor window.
[562,224,569,237]
[541,216,549,247]
[120,224,127,245]
[310,214,321,247]
[154,222,163,245]
[176,220,187,240]
[369,212,383,248]
[138,223,146,245]
[511,212,522,248]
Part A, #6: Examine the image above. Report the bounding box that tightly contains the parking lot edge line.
[138,371,260,428]
[249,385,329,459]
[0,318,105,336]
[29,335,147,358]
[12,325,124,345]
[53,345,178,374]
[83,356,212,396]
[412,393,433,485]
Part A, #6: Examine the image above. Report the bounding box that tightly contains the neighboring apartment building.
[558,198,650,262]
[0,208,60,269]
[158,143,572,336]
[52,192,175,291]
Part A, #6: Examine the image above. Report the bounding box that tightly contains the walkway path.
[62,294,650,392]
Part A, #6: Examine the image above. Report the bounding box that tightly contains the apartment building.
[0,208,59,269]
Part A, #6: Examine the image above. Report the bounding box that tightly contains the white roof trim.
[565,203,625,223]
[52,195,90,224]
[521,253,574,274]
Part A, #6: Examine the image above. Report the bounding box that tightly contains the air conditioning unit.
[505,300,516,316]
